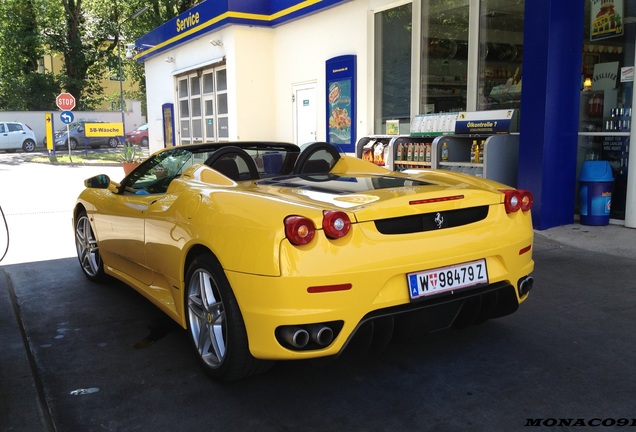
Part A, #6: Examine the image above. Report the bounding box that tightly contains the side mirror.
[85,174,110,189]
[78,126,84,132]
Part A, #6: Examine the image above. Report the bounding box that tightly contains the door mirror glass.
[85,174,110,189]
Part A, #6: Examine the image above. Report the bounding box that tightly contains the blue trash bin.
[579,160,614,226]
[263,152,283,175]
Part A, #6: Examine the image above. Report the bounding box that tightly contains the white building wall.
[233,27,276,141]
[272,0,373,144]
[143,0,397,152]
[144,28,231,152]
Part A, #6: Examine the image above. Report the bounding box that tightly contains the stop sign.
[56,92,76,111]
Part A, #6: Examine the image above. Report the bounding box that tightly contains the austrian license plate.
[408,259,488,300]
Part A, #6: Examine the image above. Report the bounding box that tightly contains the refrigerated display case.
[579,89,618,132]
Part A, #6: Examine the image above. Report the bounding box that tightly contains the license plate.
[408,259,488,300]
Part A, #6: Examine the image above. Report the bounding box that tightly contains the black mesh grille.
[374,206,489,234]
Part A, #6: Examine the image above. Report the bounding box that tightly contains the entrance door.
[293,82,317,146]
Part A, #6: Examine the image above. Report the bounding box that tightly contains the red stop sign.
[56,92,76,111]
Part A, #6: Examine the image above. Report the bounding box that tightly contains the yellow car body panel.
[75,143,534,367]
[228,205,533,359]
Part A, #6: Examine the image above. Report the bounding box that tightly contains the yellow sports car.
[74,142,534,381]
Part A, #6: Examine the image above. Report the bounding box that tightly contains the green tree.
[0,0,59,110]
[0,0,204,111]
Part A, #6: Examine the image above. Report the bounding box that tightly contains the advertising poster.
[328,79,352,144]
[162,103,175,147]
[591,0,623,41]
[326,55,356,153]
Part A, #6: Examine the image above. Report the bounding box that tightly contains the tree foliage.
[0,0,59,110]
[0,0,203,111]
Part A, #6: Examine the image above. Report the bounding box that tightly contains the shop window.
[478,0,524,111]
[420,0,469,115]
[176,64,228,144]
[373,0,525,134]
[374,3,412,134]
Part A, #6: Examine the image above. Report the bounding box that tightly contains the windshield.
[121,143,301,194]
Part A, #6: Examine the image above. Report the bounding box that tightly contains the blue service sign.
[454,109,518,134]
[60,110,74,124]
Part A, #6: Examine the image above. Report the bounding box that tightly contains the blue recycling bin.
[579,160,614,226]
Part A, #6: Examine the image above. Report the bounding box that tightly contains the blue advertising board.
[454,109,518,134]
[162,103,176,148]
[326,55,356,153]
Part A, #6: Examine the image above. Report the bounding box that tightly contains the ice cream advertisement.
[591,0,623,41]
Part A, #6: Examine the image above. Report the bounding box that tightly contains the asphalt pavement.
[2,159,636,431]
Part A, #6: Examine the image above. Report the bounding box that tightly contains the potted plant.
[120,143,140,175]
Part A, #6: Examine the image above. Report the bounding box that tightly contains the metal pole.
[625,45,636,227]
[115,5,148,145]
[117,39,125,141]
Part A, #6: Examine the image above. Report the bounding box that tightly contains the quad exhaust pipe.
[308,324,334,347]
[518,276,534,297]
[278,324,335,349]
[279,326,310,348]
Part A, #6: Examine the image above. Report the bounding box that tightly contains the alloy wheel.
[187,268,227,368]
[75,214,102,278]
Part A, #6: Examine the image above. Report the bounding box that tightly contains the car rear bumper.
[226,238,534,360]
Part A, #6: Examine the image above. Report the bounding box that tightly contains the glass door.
[577,0,634,221]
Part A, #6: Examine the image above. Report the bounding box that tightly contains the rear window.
[7,123,23,132]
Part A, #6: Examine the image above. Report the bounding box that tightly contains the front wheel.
[69,138,78,150]
[185,253,272,381]
[108,137,120,148]
[75,211,105,282]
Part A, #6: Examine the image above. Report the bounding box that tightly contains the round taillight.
[520,190,534,212]
[502,189,522,213]
[322,210,351,239]
[284,216,315,245]
[501,189,534,213]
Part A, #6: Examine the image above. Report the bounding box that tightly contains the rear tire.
[185,253,272,381]
[108,137,119,148]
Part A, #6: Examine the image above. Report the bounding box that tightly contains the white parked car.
[0,122,38,153]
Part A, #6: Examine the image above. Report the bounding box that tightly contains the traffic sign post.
[56,93,76,159]
[56,93,76,111]
[45,113,54,152]
[60,111,74,124]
